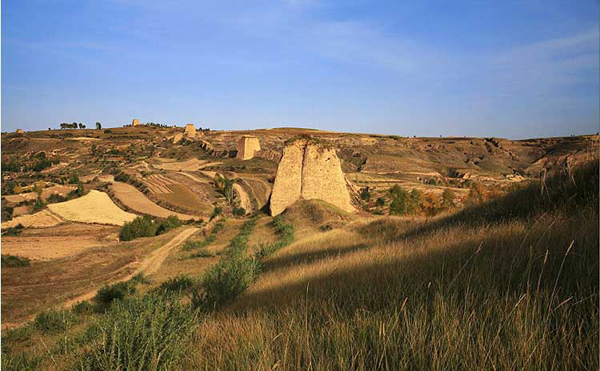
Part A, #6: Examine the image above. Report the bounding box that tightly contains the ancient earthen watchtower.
[270,138,355,216]
[236,136,261,160]
[132,119,140,126]
[184,124,197,138]
[15,129,23,134]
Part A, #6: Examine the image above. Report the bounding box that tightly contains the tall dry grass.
[191,160,599,370]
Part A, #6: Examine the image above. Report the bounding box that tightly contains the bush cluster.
[197,216,260,309]
[78,293,199,370]
[1,254,30,267]
[119,215,182,241]
[254,215,295,260]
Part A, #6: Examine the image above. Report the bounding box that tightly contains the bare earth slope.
[111,182,195,220]
[48,190,137,226]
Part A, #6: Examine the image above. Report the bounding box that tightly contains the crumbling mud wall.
[270,138,355,216]
[270,140,304,215]
[184,124,197,138]
[236,136,261,160]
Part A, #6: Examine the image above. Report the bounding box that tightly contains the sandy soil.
[111,182,195,220]
[2,224,119,260]
[48,190,137,226]
[1,209,64,229]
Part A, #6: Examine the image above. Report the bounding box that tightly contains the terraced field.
[111,181,196,220]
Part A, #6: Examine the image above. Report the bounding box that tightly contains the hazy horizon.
[2,0,599,139]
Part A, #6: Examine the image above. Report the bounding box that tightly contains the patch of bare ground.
[2,223,119,261]
[1,226,197,327]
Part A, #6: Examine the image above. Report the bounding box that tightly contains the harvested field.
[143,173,176,194]
[156,183,211,215]
[47,190,137,226]
[111,181,195,220]
[153,158,210,171]
[1,209,64,229]
[1,227,196,325]
[178,171,212,184]
[2,223,119,260]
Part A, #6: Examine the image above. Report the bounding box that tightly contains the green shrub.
[254,215,295,260]
[1,351,41,371]
[34,309,76,334]
[441,189,456,208]
[200,256,259,310]
[77,294,199,371]
[1,254,30,267]
[2,204,14,221]
[119,215,182,241]
[360,187,371,201]
[210,206,222,221]
[155,215,182,235]
[155,275,195,294]
[1,323,34,343]
[32,196,45,212]
[93,281,136,311]
[119,216,155,241]
[72,301,95,316]
[376,197,385,207]
[2,227,22,237]
[130,272,151,285]
[233,206,246,217]
[198,216,261,310]
[388,185,421,215]
[187,249,214,259]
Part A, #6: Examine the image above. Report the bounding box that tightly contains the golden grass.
[190,208,598,370]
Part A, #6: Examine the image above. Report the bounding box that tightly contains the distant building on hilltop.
[236,135,261,160]
[15,129,23,134]
[184,123,197,138]
[132,119,140,126]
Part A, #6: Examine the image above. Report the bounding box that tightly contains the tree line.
[59,122,102,129]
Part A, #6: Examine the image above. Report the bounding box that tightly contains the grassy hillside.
[2,159,598,370]
[194,159,598,369]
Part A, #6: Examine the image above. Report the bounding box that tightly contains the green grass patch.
[77,293,199,371]
[1,254,30,268]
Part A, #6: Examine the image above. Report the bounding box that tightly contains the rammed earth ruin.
[270,138,355,216]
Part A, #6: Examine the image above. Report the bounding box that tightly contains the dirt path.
[64,226,198,306]
[2,227,198,330]
[233,183,251,211]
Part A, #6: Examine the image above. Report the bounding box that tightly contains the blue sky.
[2,0,599,138]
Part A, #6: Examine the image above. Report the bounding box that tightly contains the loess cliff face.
[236,136,261,160]
[270,139,355,216]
